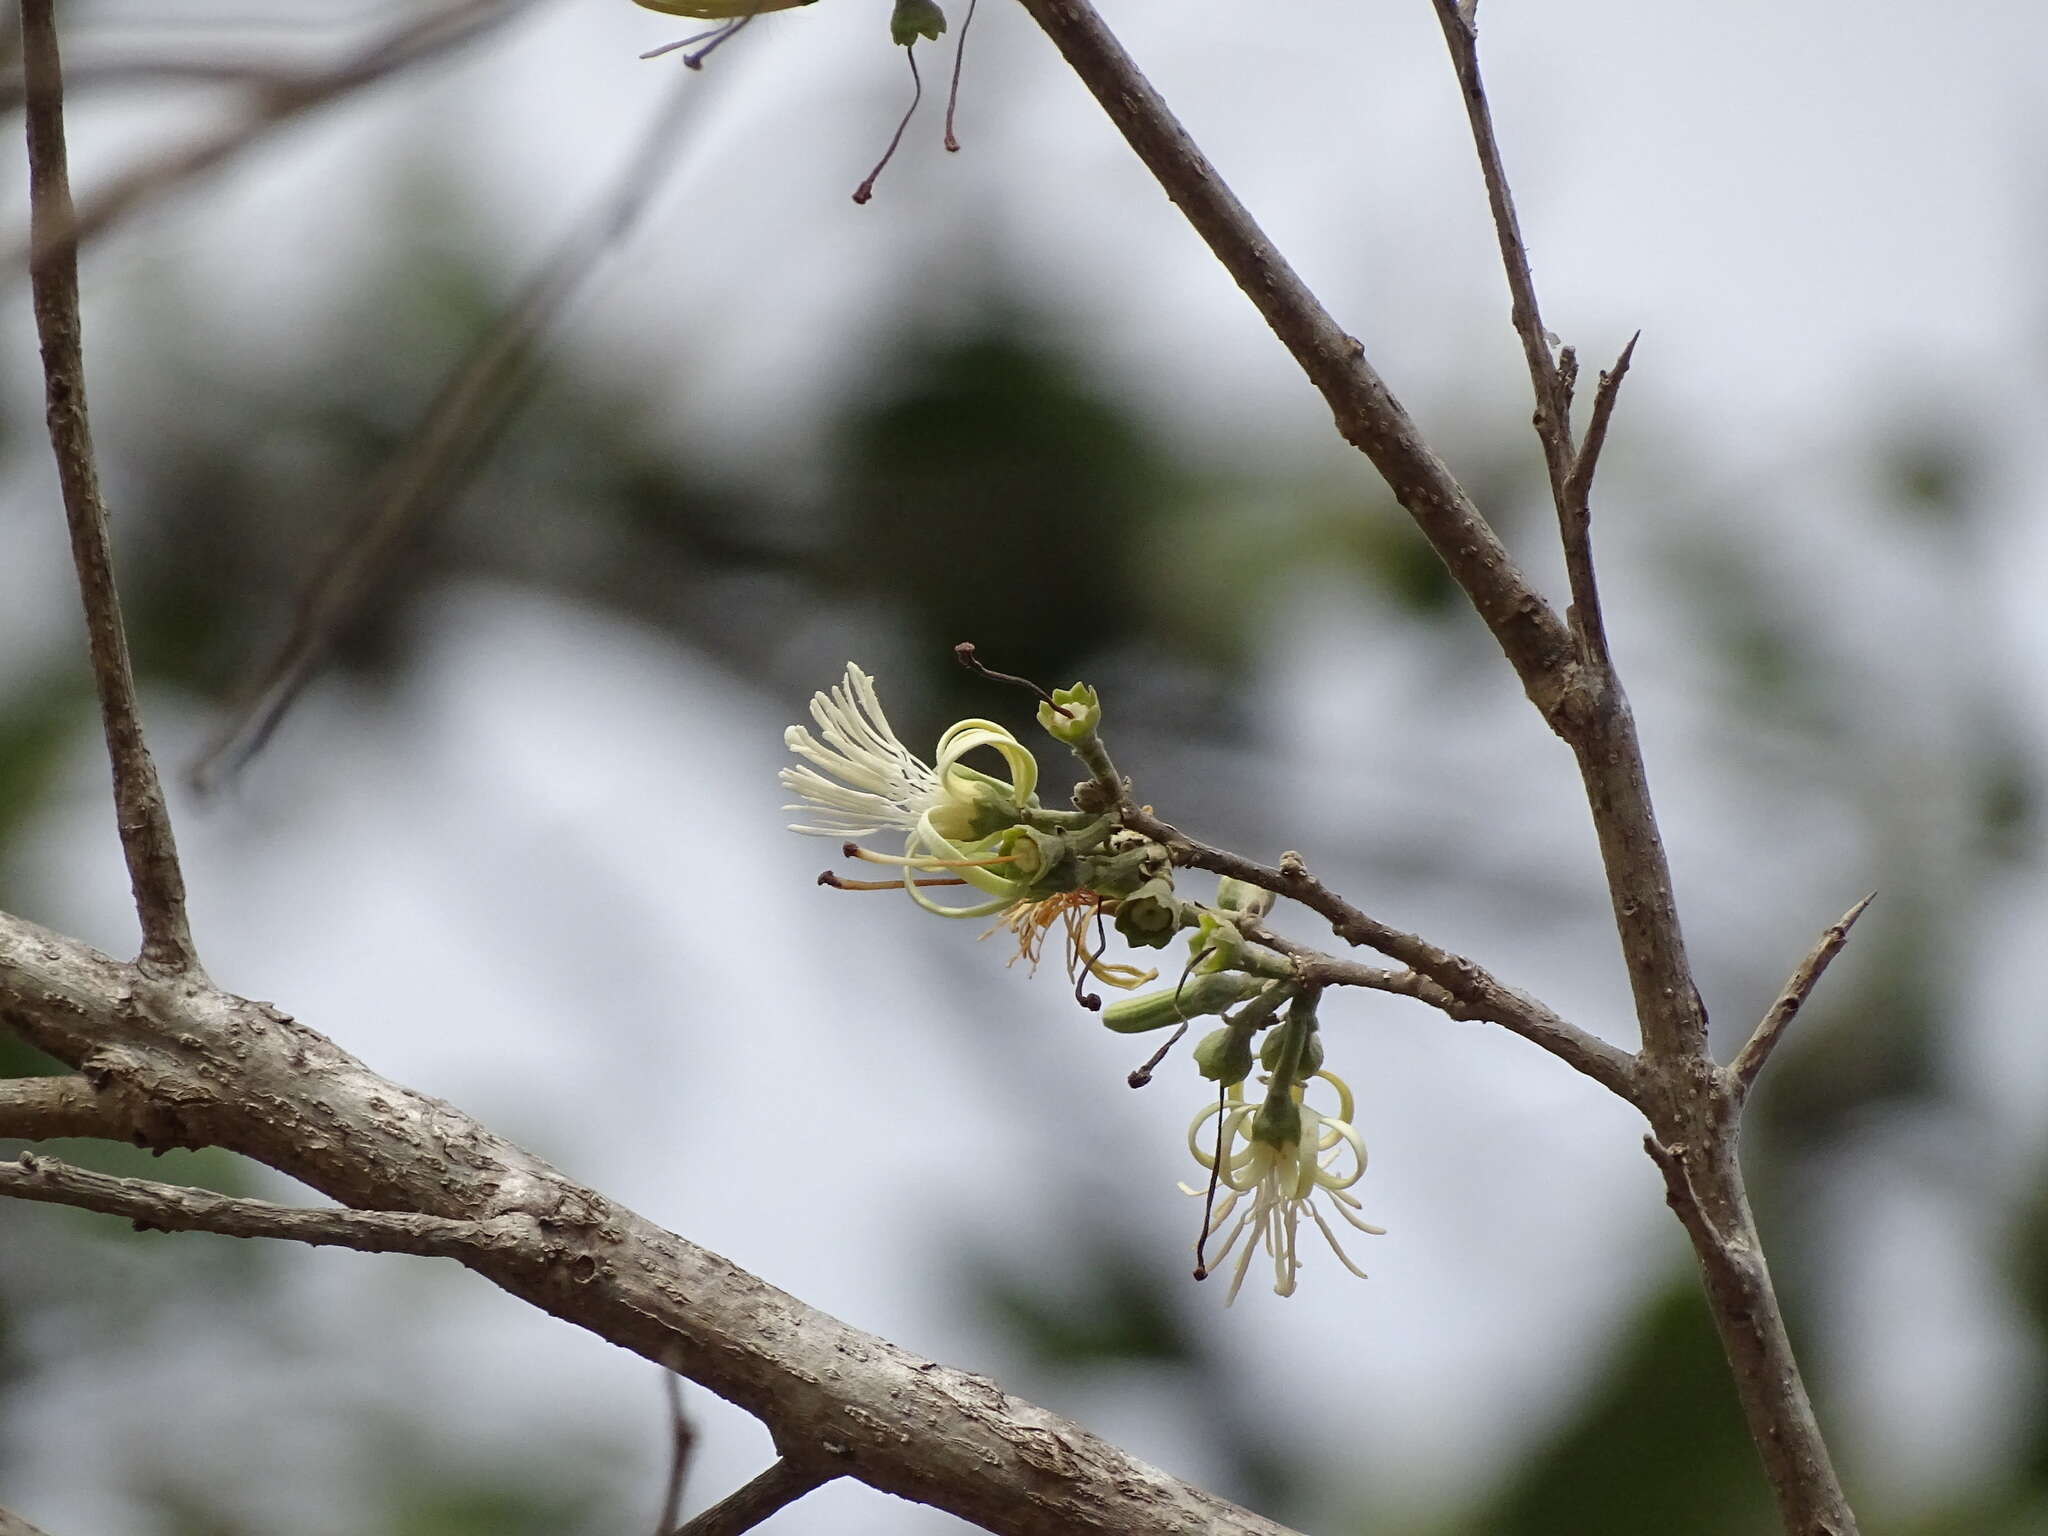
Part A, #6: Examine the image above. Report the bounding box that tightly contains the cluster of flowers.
[783,664,1383,1302]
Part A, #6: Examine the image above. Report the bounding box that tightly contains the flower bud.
[890,0,945,43]
[1036,682,1102,746]
[1100,972,1264,1033]
[1193,1025,1255,1086]
[1215,876,1275,919]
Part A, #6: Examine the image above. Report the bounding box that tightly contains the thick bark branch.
[1646,1132,1858,1535]
[0,910,1298,1536]
[21,0,198,978]
[0,1074,127,1140]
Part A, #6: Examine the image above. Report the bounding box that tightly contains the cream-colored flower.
[782,664,1041,916]
[1182,1070,1385,1303]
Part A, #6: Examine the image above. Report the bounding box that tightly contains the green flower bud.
[1193,1025,1255,1086]
[1215,876,1275,919]
[1036,682,1102,746]
[1189,911,1244,974]
[890,0,946,44]
[1100,971,1264,1034]
[1114,876,1184,949]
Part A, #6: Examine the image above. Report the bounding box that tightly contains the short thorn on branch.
[1728,893,1876,1101]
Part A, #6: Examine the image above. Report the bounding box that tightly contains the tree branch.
[1429,0,1572,498]
[0,1075,125,1141]
[11,0,526,271]
[1009,0,1579,719]
[1729,893,1875,1102]
[0,1150,527,1257]
[671,1458,838,1536]
[0,909,1301,1536]
[21,0,198,978]
[1119,810,1638,1098]
[1555,333,1638,672]
[1239,920,1637,1099]
[0,1504,57,1536]
[1645,1134,1857,1534]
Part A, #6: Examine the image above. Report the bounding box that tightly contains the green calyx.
[890,0,946,43]
[1100,971,1265,1034]
[1037,682,1102,747]
[1114,876,1185,949]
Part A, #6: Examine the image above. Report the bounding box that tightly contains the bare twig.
[656,1372,696,1536]
[1730,893,1875,1101]
[22,0,199,978]
[1239,921,1636,1098]
[0,1503,57,1536]
[11,0,525,270]
[1554,332,1638,670]
[670,1458,837,1536]
[1008,0,1578,716]
[192,63,702,786]
[1117,809,1638,1097]
[0,1075,121,1140]
[0,1149,523,1257]
[1429,0,1571,495]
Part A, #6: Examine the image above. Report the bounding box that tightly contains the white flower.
[783,664,1042,916]
[1182,1070,1385,1303]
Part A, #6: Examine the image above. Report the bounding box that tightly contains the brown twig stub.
[1555,331,1638,672]
[22,0,199,979]
[670,1457,838,1536]
[1730,893,1876,1101]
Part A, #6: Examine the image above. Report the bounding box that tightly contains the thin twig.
[655,1372,696,1536]
[0,1149,520,1257]
[1120,810,1638,1098]
[10,0,525,271]
[1009,0,1578,713]
[1555,332,1638,671]
[22,0,199,978]
[1730,893,1875,1100]
[1241,919,1637,1098]
[0,1503,57,1536]
[0,1075,119,1140]
[191,63,703,786]
[1428,0,1571,495]
[670,1458,838,1536]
